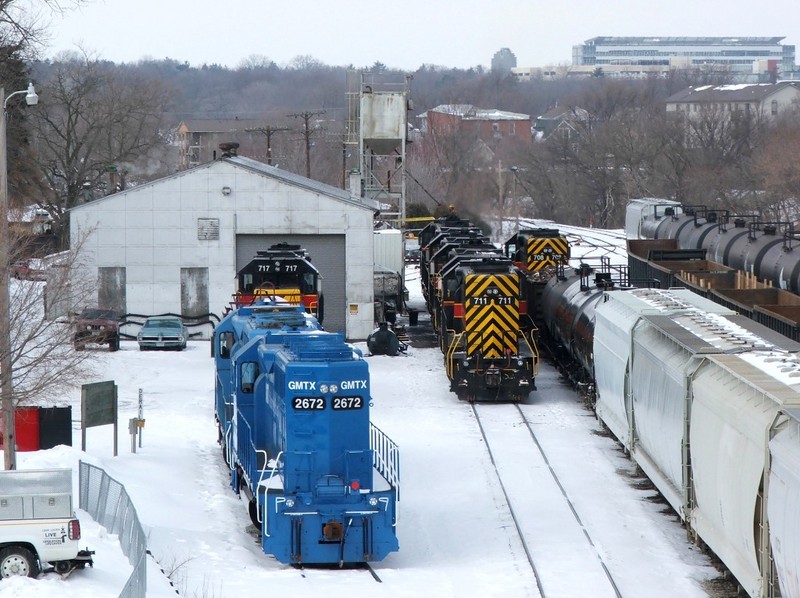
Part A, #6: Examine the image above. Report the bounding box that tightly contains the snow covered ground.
[1,223,728,597]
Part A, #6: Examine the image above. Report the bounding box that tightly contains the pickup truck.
[73,308,121,351]
[0,469,93,578]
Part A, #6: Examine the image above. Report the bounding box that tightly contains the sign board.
[81,381,118,456]
[81,381,117,428]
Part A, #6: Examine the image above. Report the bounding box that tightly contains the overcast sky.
[44,0,800,71]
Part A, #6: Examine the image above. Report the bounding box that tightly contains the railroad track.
[472,401,624,598]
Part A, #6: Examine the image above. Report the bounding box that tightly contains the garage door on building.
[235,234,347,334]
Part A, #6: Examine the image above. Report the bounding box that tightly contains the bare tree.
[753,114,800,221]
[30,50,172,245]
[3,230,99,469]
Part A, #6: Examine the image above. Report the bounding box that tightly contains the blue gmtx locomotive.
[213,299,400,565]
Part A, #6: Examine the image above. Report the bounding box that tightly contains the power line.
[405,167,443,207]
[245,125,291,166]
[287,111,326,178]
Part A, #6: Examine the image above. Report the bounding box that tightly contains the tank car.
[233,243,324,322]
[539,259,627,387]
[627,199,800,294]
[437,253,537,402]
[213,304,399,565]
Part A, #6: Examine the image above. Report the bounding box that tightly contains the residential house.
[176,118,279,170]
[533,105,590,141]
[665,82,800,120]
[420,104,532,147]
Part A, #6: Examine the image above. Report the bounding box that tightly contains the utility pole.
[245,125,290,166]
[341,142,349,189]
[1,83,38,471]
[287,110,326,179]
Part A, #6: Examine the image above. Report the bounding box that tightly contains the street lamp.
[1,82,38,470]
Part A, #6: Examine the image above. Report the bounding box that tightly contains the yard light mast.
[1,82,38,470]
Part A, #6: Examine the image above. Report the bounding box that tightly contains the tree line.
[5,7,800,241]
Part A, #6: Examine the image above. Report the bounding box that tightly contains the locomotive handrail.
[224,422,234,470]
[262,450,284,537]
[520,333,540,378]
[445,331,464,380]
[370,423,400,524]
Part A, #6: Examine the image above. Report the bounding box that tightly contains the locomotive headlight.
[329,384,338,393]
[462,359,470,367]
[285,498,295,508]
[517,359,524,367]
[320,384,329,393]
[368,497,378,507]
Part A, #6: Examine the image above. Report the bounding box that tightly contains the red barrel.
[15,407,41,451]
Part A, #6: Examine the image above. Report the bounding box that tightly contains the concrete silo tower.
[346,72,411,226]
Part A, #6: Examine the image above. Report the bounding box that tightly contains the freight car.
[418,216,549,402]
[212,298,399,565]
[540,264,800,598]
[626,199,800,342]
[232,243,324,322]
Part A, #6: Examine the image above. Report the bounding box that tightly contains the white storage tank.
[374,229,403,274]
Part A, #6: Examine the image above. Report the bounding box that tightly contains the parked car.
[73,308,121,351]
[137,316,188,351]
[11,259,46,281]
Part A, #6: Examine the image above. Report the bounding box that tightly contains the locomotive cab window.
[302,273,316,294]
[218,331,234,359]
[240,362,259,393]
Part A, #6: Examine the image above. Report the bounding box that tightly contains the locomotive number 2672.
[332,396,363,410]
[292,397,325,410]
[291,396,364,410]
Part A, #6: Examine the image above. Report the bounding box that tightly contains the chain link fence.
[79,460,147,598]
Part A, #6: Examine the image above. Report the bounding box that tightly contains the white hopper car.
[546,279,800,598]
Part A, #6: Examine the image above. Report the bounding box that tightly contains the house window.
[745,103,751,114]
[510,122,516,135]
[771,100,778,115]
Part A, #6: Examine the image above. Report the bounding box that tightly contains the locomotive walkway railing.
[370,422,400,504]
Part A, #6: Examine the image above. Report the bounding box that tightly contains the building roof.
[70,156,381,213]
[583,36,786,46]
[428,104,530,121]
[227,156,380,211]
[665,81,800,103]
[177,118,272,134]
[537,105,589,121]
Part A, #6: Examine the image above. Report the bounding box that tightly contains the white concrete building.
[69,155,380,340]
